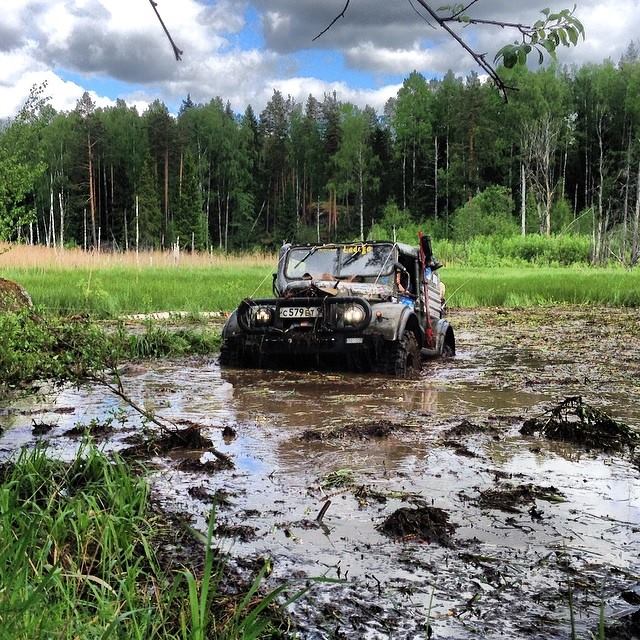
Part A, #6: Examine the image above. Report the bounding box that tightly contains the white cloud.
[1,1,639,120]
[345,42,451,75]
[264,77,403,113]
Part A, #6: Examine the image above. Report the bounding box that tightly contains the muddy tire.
[441,343,454,358]
[383,331,421,377]
[219,338,246,367]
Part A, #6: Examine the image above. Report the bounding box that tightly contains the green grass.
[444,266,640,307]
[0,444,295,640]
[3,263,640,317]
[2,265,274,317]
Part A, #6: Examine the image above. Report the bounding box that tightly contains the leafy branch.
[314,2,585,101]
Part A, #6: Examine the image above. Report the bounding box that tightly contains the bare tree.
[522,115,562,235]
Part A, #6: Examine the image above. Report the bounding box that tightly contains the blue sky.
[0,0,638,118]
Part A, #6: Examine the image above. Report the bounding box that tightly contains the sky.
[0,0,638,119]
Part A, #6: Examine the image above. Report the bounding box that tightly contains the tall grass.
[0,244,275,270]
[2,243,640,315]
[0,444,167,639]
[444,266,640,307]
[0,444,296,640]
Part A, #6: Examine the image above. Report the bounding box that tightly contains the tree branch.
[312,1,583,102]
[147,0,183,61]
[313,0,351,42]
[412,0,514,100]
[406,0,436,30]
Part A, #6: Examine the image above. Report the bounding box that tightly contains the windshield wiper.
[341,247,362,267]
[293,246,319,269]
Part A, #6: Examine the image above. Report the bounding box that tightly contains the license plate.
[279,306,321,318]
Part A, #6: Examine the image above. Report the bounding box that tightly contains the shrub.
[449,186,517,241]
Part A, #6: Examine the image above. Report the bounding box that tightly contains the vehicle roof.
[287,241,418,257]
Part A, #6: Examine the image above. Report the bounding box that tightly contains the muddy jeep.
[220,235,455,376]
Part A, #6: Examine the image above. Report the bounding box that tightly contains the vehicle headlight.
[254,307,273,325]
[343,304,366,325]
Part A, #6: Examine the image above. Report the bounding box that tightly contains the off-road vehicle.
[220,234,455,376]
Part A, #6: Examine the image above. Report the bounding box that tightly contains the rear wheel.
[383,331,421,377]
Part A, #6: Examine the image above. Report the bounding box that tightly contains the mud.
[1,306,640,639]
[301,419,410,441]
[379,506,457,546]
[477,483,566,513]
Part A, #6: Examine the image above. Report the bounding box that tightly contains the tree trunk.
[521,163,526,236]
[595,113,605,263]
[224,192,230,253]
[135,195,139,255]
[164,147,169,227]
[622,132,631,260]
[359,146,364,242]
[632,161,640,265]
[445,130,450,227]
[402,146,406,211]
[58,191,64,249]
[88,133,97,248]
[434,136,439,222]
[49,186,55,248]
[124,208,128,251]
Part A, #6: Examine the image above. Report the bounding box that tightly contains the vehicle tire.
[384,331,421,377]
[441,343,454,358]
[219,338,245,367]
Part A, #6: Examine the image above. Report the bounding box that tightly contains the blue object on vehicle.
[399,295,414,307]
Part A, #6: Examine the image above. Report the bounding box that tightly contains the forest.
[1,44,640,265]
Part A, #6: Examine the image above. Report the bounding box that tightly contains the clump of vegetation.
[0,444,298,639]
[0,309,220,389]
[450,186,519,241]
[521,396,638,451]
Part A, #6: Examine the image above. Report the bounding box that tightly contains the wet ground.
[1,306,639,639]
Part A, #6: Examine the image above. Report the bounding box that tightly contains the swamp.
[1,305,639,639]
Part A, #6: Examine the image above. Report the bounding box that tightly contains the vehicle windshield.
[284,244,395,280]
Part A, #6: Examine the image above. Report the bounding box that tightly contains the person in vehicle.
[394,264,411,294]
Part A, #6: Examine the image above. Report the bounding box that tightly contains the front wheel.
[219,338,247,367]
[383,331,421,377]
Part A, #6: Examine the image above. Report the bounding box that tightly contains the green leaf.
[517,47,527,66]
[566,26,578,46]
[558,28,569,47]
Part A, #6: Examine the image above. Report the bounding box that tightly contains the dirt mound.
[122,425,213,457]
[478,484,565,513]
[176,453,234,472]
[378,506,457,546]
[443,419,498,438]
[301,420,406,441]
[0,278,32,312]
[521,397,638,451]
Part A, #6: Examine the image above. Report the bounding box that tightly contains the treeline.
[1,45,640,263]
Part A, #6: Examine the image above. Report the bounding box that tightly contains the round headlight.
[254,307,273,325]
[343,304,366,325]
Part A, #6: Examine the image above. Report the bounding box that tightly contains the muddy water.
[1,307,639,639]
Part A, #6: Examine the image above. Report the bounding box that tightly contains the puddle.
[1,307,639,639]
